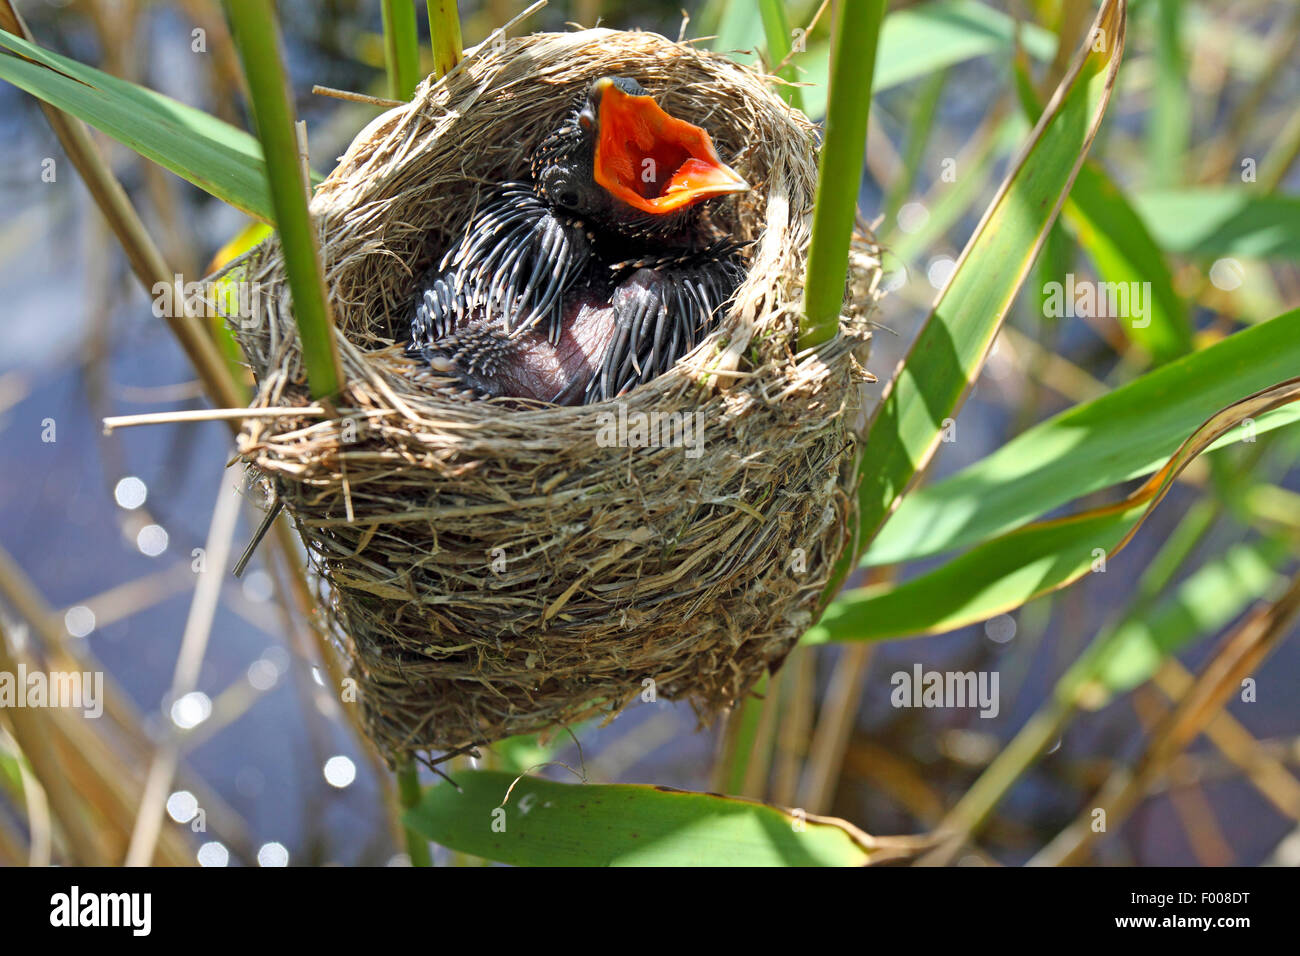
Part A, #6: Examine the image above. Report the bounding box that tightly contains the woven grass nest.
[232,28,880,762]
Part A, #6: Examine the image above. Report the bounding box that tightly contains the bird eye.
[559,191,579,208]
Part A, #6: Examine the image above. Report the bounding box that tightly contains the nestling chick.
[408,76,749,404]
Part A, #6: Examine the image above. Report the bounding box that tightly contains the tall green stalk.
[799,0,886,349]
[1146,0,1189,186]
[223,0,342,401]
[427,0,463,78]
[757,0,805,115]
[381,0,421,100]
[397,758,433,866]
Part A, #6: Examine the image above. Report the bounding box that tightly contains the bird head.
[533,76,748,237]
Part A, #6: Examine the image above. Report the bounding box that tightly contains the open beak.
[592,78,748,215]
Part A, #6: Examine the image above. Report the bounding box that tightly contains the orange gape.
[593,80,747,213]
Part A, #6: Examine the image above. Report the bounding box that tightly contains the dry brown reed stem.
[0,621,105,864]
[0,542,251,861]
[1031,567,1300,866]
[232,29,879,760]
[1153,660,1300,821]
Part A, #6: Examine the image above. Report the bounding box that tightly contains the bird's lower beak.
[593,79,748,215]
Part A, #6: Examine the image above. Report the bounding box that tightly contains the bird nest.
[231,28,880,762]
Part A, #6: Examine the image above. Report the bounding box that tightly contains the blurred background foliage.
[1,0,1299,866]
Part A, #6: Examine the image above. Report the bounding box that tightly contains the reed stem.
[224,0,343,401]
[397,759,433,866]
[757,0,805,115]
[799,0,886,349]
[427,0,463,78]
[381,0,422,99]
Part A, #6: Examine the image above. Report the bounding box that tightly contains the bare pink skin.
[458,294,618,405]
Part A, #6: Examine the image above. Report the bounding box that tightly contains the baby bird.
[408,76,750,405]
